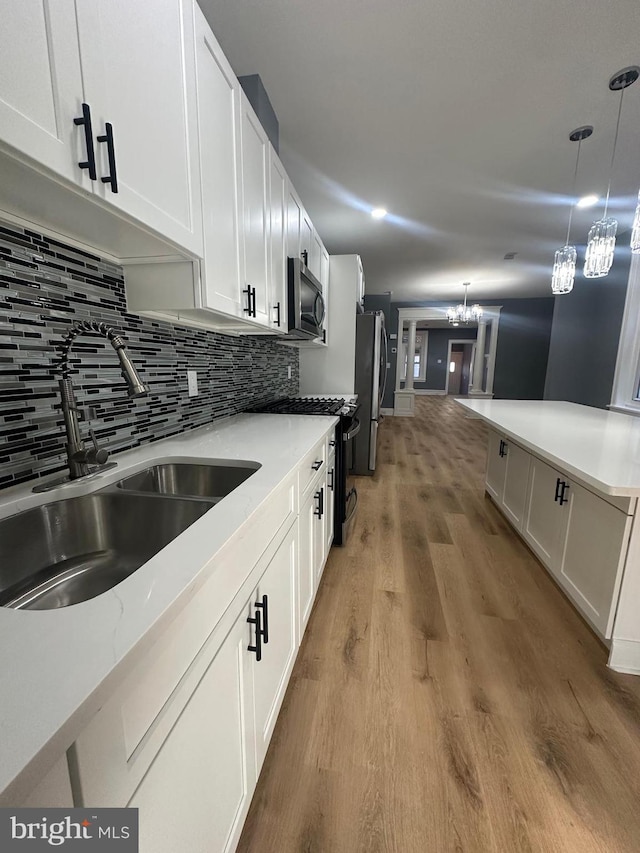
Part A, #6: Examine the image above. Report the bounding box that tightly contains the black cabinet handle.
[314,487,324,519]
[97,122,118,193]
[247,607,262,661]
[499,439,507,457]
[328,468,334,491]
[73,103,97,180]
[255,594,269,644]
[251,286,257,317]
[554,477,562,503]
[301,249,308,266]
[243,286,252,316]
[311,460,322,471]
[559,481,570,505]
[274,301,281,327]
[329,439,336,447]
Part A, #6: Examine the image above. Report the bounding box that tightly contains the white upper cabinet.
[269,150,288,332]
[239,91,271,326]
[286,184,302,261]
[309,229,322,279]
[75,0,202,255]
[301,210,313,266]
[0,0,89,188]
[193,4,243,318]
[0,0,202,256]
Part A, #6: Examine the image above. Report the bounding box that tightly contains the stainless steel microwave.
[285,257,325,340]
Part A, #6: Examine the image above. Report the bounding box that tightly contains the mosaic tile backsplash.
[0,219,299,490]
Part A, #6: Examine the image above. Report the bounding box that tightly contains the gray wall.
[489,297,555,399]
[544,244,631,409]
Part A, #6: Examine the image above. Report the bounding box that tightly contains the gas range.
[248,396,360,547]
[248,396,357,418]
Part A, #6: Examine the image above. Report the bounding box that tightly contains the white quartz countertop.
[457,398,640,497]
[0,412,337,803]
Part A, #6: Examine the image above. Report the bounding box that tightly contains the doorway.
[446,342,474,395]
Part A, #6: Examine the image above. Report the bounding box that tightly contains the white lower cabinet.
[299,481,325,638]
[326,451,336,556]
[488,436,633,641]
[522,456,569,567]
[485,429,530,530]
[129,610,255,853]
[558,481,632,638]
[250,522,298,770]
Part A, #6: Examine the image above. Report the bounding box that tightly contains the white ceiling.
[200,0,640,301]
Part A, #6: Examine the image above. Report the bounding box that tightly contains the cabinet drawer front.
[299,438,326,498]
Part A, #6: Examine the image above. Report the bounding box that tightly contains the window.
[402,331,427,382]
[610,254,640,414]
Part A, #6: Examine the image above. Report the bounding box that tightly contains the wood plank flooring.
[237,396,640,853]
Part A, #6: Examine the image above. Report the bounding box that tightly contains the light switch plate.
[187,370,198,397]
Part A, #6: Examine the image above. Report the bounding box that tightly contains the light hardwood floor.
[237,396,640,853]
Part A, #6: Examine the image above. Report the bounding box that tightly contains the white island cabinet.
[0,414,337,853]
[458,400,640,674]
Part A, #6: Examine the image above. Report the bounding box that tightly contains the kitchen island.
[0,412,337,852]
[457,398,640,676]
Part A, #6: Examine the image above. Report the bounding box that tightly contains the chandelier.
[584,66,639,278]
[551,126,592,295]
[446,283,482,326]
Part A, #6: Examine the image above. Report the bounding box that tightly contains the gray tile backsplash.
[0,219,299,489]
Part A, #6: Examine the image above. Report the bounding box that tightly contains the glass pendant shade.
[551,245,577,294]
[583,217,618,278]
[631,189,640,254]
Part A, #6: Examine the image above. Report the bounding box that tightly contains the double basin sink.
[0,461,260,611]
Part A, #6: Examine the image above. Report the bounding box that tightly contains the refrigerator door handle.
[379,329,388,413]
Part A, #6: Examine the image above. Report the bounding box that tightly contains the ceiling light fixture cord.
[565,138,583,246]
[602,87,626,220]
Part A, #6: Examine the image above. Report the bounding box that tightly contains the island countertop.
[0,412,337,804]
[456,399,640,498]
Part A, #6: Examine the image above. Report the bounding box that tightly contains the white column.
[471,319,487,394]
[405,320,417,390]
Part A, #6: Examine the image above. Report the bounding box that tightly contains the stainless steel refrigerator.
[352,311,388,475]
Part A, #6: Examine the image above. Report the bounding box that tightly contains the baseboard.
[414,389,446,396]
[380,408,394,416]
[608,638,640,674]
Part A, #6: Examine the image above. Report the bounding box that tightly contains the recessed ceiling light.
[576,194,600,208]
[371,207,387,219]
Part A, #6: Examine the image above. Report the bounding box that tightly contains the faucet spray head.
[113,340,149,397]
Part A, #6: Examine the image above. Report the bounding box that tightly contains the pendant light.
[584,66,639,278]
[552,126,593,295]
[446,283,482,326]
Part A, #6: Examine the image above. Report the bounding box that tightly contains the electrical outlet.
[187,370,198,397]
[287,365,292,380]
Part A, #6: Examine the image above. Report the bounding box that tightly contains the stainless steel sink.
[0,493,213,610]
[114,461,260,501]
